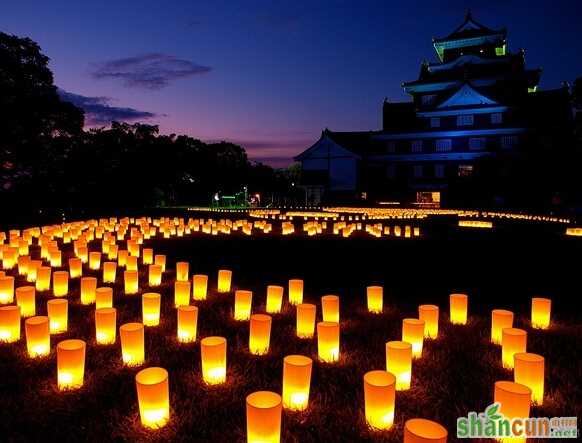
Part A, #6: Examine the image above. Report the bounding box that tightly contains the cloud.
[90,53,212,89]
[58,89,159,126]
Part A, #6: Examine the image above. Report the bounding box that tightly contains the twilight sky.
[3,0,582,167]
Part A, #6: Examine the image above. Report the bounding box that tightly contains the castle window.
[491,113,503,124]
[469,137,486,150]
[413,165,423,178]
[387,165,396,179]
[387,141,396,153]
[411,140,423,153]
[421,95,437,106]
[501,135,518,149]
[434,164,445,178]
[457,114,474,126]
[458,165,474,177]
[430,117,440,128]
[435,139,452,152]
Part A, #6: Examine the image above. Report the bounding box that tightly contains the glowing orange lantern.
[36,266,51,292]
[0,305,20,342]
[17,255,30,276]
[0,276,15,304]
[69,257,82,278]
[118,250,128,268]
[27,259,41,282]
[317,321,339,363]
[366,286,383,314]
[2,246,18,269]
[124,270,138,294]
[16,286,36,317]
[321,295,340,323]
[418,305,439,339]
[249,314,272,355]
[200,336,227,384]
[266,285,284,314]
[89,251,101,270]
[176,261,189,282]
[142,293,161,326]
[491,309,514,345]
[154,254,166,272]
[234,290,253,321]
[25,316,50,357]
[177,305,198,343]
[531,297,551,329]
[404,418,448,443]
[103,261,117,283]
[79,276,96,304]
[47,298,68,333]
[142,248,153,265]
[402,318,425,359]
[57,339,86,390]
[282,355,312,411]
[174,281,191,307]
[136,367,170,429]
[386,341,412,390]
[364,370,396,430]
[514,352,544,405]
[288,279,303,305]
[192,274,208,301]
[502,328,527,369]
[494,381,531,442]
[217,269,232,292]
[449,293,468,325]
[126,255,138,272]
[296,303,316,338]
[51,271,68,297]
[246,391,282,443]
[148,264,162,287]
[120,322,145,366]
[95,287,113,309]
[95,307,116,344]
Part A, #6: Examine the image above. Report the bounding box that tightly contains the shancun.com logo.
[457,403,578,439]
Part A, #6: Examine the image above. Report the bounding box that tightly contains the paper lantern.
[192,274,208,301]
[57,339,86,390]
[124,270,138,294]
[176,261,189,282]
[386,341,412,390]
[47,298,68,333]
[36,266,51,291]
[135,367,170,429]
[2,246,17,269]
[449,293,468,325]
[0,276,15,304]
[77,246,88,263]
[366,286,383,314]
[80,276,96,304]
[147,264,162,287]
[126,255,138,272]
[49,249,62,268]
[142,293,161,326]
[404,418,448,443]
[494,381,531,442]
[317,321,340,363]
[95,307,117,344]
[154,254,166,272]
[531,297,551,329]
[103,261,117,283]
[266,285,284,314]
[52,271,69,297]
[217,269,232,293]
[282,355,312,411]
[16,286,36,317]
[120,322,145,366]
[177,305,198,343]
[249,314,272,355]
[246,391,282,443]
[69,257,82,278]
[174,281,191,307]
[296,303,316,338]
[200,336,227,385]
[321,295,340,323]
[142,248,153,265]
[364,370,396,430]
[288,279,303,305]
[18,255,30,276]
[514,352,544,405]
[491,309,514,345]
[118,250,128,268]
[502,328,527,369]
[418,305,439,339]
[402,318,425,359]
[0,305,20,342]
[107,244,118,260]
[234,290,253,321]
[89,251,101,270]
[27,259,41,282]
[25,316,50,357]
[95,286,113,309]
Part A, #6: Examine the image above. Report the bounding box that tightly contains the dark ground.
[0,216,581,442]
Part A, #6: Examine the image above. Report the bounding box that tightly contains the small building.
[294,12,571,207]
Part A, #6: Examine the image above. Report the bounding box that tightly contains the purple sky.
[3,0,582,167]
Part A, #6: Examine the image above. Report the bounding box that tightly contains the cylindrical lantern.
[514,352,545,405]
[142,293,161,326]
[386,341,412,391]
[103,261,117,283]
[174,281,191,307]
[47,298,68,333]
[449,293,468,325]
[234,290,253,321]
[531,297,551,329]
[404,418,448,443]
[321,295,340,323]
[27,259,41,282]
[402,318,425,359]
[366,286,383,314]
[80,276,97,304]
[89,251,101,270]
[57,339,86,390]
[217,269,232,293]
[249,314,272,355]
[95,307,116,344]
[69,257,82,278]
[16,286,36,317]
[494,381,531,442]
[25,316,50,357]
[0,305,20,342]
[296,303,316,338]
[126,255,138,272]
[288,279,303,305]
[142,248,153,265]
[418,305,439,339]
[192,274,208,301]
[246,391,282,443]
[317,321,340,363]
[363,370,396,430]
[124,270,138,295]
[36,266,51,291]
[135,367,170,429]
[266,285,284,314]
[148,264,162,287]
[52,271,69,297]
[154,254,166,272]
[491,309,514,345]
[0,276,15,304]
[95,287,113,309]
[176,261,189,282]
[120,322,145,366]
[200,336,227,385]
[282,355,312,411]
[177,305,198,343]
[502,328,527,369]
